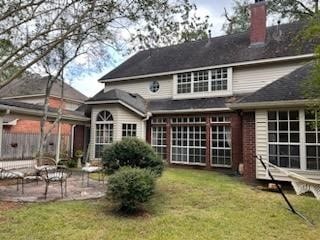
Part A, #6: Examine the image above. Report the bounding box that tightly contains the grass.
[0,168,320,240]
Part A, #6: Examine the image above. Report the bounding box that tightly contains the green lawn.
[0,168,320,240]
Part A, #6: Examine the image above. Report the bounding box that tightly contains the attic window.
[149,81,160,93]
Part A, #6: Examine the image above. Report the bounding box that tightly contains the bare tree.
[0,0,212,159]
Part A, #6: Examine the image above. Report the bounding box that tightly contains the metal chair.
[0,167,25,193]
[81,163,105,187]
[41,165,71,199]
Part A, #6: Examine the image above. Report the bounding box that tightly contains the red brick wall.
[4,120,71,135]
[231,113,242,172]
[48,97,65,109]
[242,112,256,182]
[250,2,267,45]
[4,96,72,135]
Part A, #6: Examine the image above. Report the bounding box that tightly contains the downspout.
[142,112,152,140]
[70,124,76,158]
[0,109,10,159]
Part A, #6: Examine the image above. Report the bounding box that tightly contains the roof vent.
[272,20,283,41]
[129,93,137,98]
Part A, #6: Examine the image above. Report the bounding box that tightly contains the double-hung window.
[122,124,137,138]
[193,70,209,92]
[177,73,192,93]
[211,68,228,91]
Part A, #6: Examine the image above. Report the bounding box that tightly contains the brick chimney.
[250,0,267,46]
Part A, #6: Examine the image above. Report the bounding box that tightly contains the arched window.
[95,111,113,159]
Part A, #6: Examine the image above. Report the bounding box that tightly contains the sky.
[71,0,234,97]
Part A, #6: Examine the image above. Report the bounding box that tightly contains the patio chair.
[0,167,25,193]
[42,165,71,199]
[81,163,105,187]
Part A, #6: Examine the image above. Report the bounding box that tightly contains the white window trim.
[172,67,233,99]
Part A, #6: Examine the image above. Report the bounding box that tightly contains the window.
[151,126,167,160]
[95,111,113,159]
[267,111,300,168]
[152,117,167,124]
[211,68,228,91]
[176,68,230,95]
[172,117,206,124]
[177,73,191,93]
[122,124,137,138]
[211,125,231,167]
[149,81,160,93]
[171,126,206,165]
[193,71,209,92]
[305,110,320,170]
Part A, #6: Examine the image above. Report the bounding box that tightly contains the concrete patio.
[0,171,106,202]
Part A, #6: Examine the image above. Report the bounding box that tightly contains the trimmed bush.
[102,138,164,176]
[107,167,155,212]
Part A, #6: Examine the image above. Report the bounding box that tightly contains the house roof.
[0,99,89,122]
[232,62,314,108]
[0,73,87,102]
[87,88,244,114]
[148,97,239,113]
[100,21,316,81]
[86,89,147,115]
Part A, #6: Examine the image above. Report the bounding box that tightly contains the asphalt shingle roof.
[101,22,316,81]
[0,73,87,102]
[87,89,147,114]
[237,62,314,104]
[148,97,237,112]
[87,88,244,114]
[0,99,87,119]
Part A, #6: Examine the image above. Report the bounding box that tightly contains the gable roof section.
[231,62,314,109]
[100,22,316,82]
[86,89,147,116]
[0,74,87,102]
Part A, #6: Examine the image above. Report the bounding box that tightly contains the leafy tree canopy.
[223,0,319,34]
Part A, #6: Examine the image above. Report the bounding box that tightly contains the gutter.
[151,108,231,114]
[228,99,313,110]
[0,104,90,122]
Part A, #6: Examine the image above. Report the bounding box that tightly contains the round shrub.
[102,138,164,176]
[107,167,155,212]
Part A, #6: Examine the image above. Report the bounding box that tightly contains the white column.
[55,121,62,164]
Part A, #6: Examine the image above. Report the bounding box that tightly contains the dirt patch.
[0,201,22,212]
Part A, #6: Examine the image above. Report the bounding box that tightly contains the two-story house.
[86,0,319,182]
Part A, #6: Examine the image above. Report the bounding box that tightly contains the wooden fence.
[1,131,70,161]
